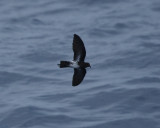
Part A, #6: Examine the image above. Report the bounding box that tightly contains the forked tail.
[58,61,70,68]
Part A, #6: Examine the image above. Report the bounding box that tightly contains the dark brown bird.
[58,34,91,86]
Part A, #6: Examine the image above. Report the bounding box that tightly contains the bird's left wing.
[73,34,86,62]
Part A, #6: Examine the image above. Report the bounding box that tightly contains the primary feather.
[73,34,86,62]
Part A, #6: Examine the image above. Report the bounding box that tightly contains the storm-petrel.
[58,34,91,86]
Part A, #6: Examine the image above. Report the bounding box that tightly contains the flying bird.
[58,34,91,86]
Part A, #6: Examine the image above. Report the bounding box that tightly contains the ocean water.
[0,0,160,128]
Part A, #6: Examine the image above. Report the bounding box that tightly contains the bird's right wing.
[72,68,86,86]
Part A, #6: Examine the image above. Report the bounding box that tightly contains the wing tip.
[73,34,84,44]
[72,83,78,87]
[74,34,80,38]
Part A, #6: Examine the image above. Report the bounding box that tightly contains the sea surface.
[0,0,160,128]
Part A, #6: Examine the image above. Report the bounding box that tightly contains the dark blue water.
[0,0,160,128]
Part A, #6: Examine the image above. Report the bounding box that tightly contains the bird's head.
[85,63,91,68]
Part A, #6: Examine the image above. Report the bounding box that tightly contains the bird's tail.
[58,61,70,68]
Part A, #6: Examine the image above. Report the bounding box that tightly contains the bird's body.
[70,61,80,68]
[69,61,79,68]
[58,61,90,68]
[58,34,91,86]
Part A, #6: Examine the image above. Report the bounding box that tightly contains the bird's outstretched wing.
[73,34,86,62]
[72,68,86,86]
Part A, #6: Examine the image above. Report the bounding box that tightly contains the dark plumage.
[73,34,86,62]
[58,34,91,86]
[72,68,86,86]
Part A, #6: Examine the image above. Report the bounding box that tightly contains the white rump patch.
[69,61,80,68]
